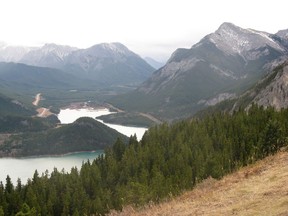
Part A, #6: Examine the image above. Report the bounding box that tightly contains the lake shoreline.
[0,151,104,184]
[1,149,104,160]
[58,107,147,139]
[60,102,108,110]
[0,107,147,184]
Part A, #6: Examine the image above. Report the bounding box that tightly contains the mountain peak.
[217,22,239,31]
[97,42,132,55]
[41,43,78,52]
[113,23,288,121]
[84,42,135,59]
[206,22,285,58]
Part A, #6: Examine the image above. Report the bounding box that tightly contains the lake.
[0,107,148,184]
[0,151,103,184]
[57,107,148,139]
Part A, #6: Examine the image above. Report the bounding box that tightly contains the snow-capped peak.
[207,22,285,58]
[98,42,132,56]
[0,43,34,62]
[40,43,78,58]
[81,42,135,59]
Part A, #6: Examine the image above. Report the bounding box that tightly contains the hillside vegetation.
[0,94,35,117]
[113,150,288,216]
[0,105,288,215]
[0,117,128,157]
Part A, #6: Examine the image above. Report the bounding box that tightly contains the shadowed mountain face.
[110,23,288,120]
[0,62,91,90]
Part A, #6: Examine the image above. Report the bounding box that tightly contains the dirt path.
[110,151,288,216]
[32,93,41,106]
[105,103,124,112]
[32,93,53,118]
[105,103,162,124]
[36,108,52,117]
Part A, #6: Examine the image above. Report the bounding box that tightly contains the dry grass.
[109,151,288,216]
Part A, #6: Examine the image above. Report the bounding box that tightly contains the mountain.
[0,62,102,108]
[1,42,155,87]
[194,60,288,118]
[276,29,288,40]
[0,117,128,157]
[225,60,288,112]
[251,61,288,109]
[64,42,155,86]
[144,57,165,69]
[0,42,34,62]
[110,23,288,120]
[20,43,78,68]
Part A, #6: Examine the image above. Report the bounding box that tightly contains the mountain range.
[1,23,288,123]
[109,23,288,121]
[0,42,155,88]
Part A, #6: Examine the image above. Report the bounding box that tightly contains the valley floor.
[110,150,288,216]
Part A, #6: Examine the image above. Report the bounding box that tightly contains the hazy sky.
[0,0,287,61]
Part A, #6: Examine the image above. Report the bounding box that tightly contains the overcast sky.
[0,0,287,61]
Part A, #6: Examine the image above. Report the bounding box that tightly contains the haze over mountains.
[110,23,288,120]
[0,42,155,88]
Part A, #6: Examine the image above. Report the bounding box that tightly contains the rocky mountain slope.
[276,29,288,40]
[110,23,288,120]
[250,61,288,109]
[227,60,288,112]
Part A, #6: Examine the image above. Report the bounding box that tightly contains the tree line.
[0,104,288,215]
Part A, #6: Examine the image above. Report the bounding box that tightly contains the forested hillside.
[0,117,128,157]
[0,105,287,215]
[0,94,35,117]
[116,150,288,215]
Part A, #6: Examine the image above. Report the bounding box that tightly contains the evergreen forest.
[1,105,288,215]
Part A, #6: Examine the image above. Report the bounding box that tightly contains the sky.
[0,0,287,61]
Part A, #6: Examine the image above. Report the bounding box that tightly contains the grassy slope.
[110,150,288,216]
